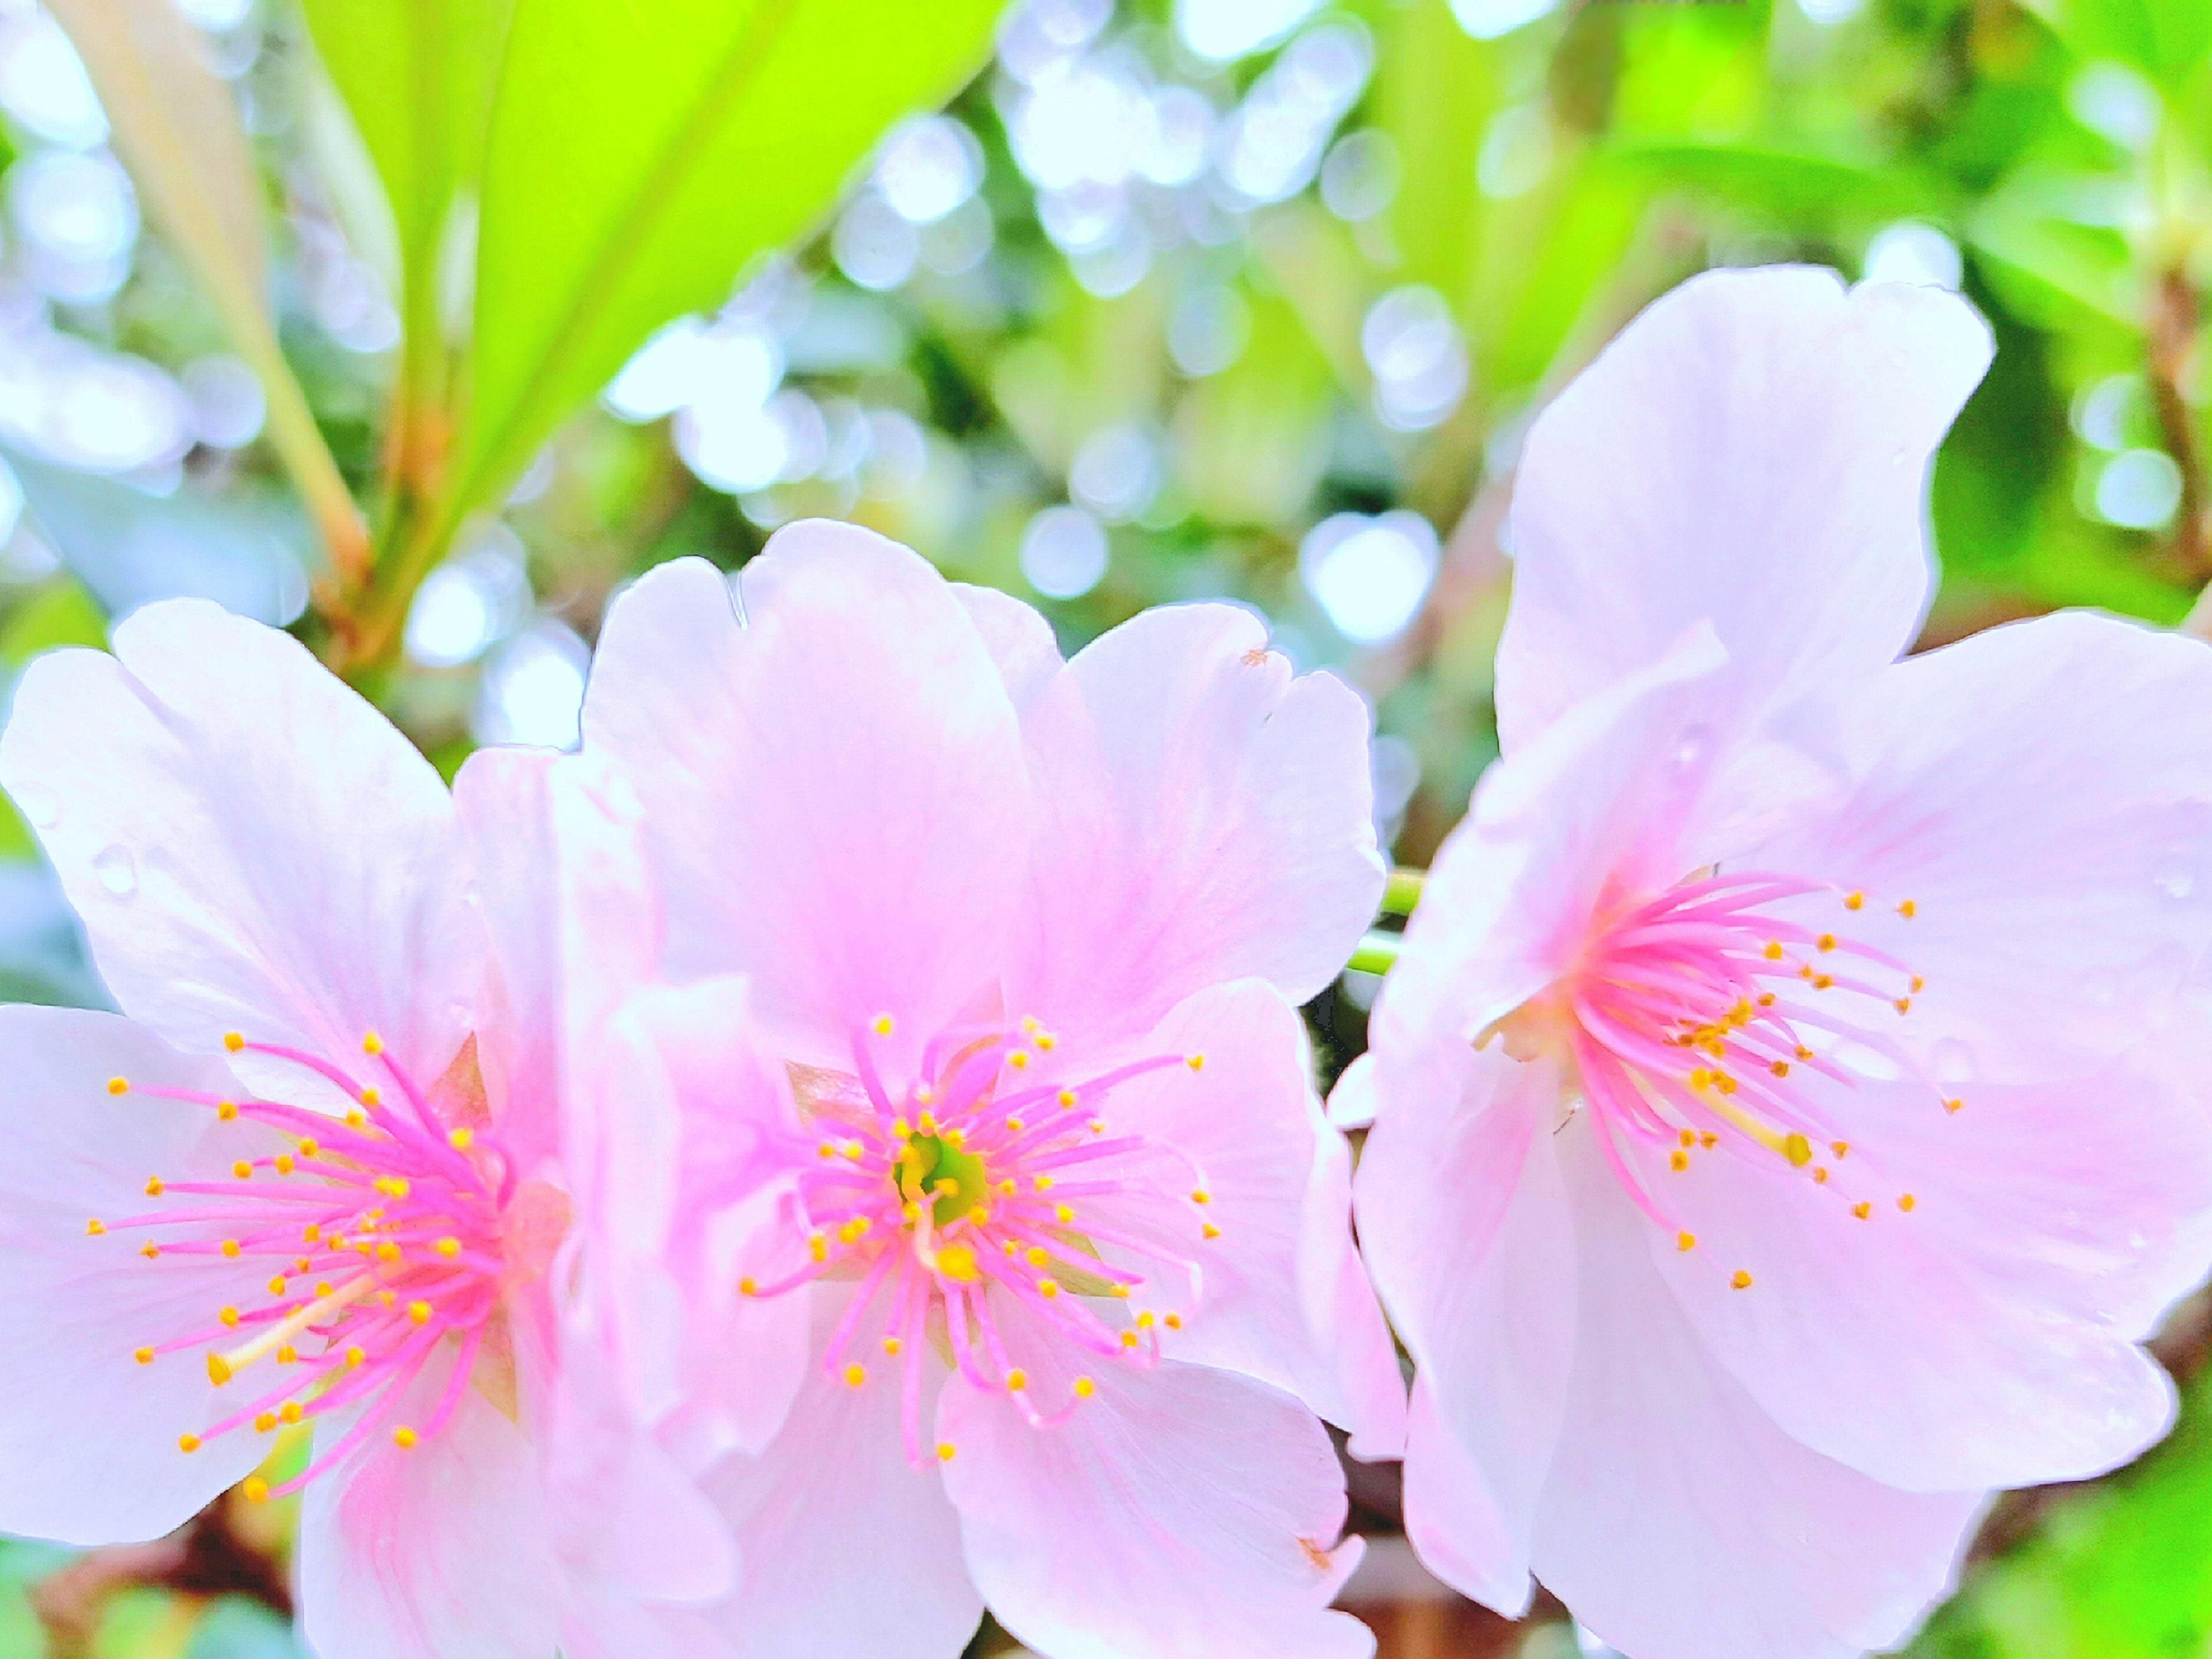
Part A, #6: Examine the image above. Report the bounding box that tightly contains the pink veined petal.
[1084,979,1404,1458]
[1527,1113,1985,1659]
[1370,622,1742,1112]
[697,1283,983,1659]
[579,528,1029,1070]
[0,1007,286,1543]
[1497,267,1992,752]
[1009,603,1384,1054]
[1747,608,2212,1078]
[295,1343,562,1659]
[1355,1046,1574,1616]
[951,581,1063,711]
[940,1336,1372,1659]
[0,600,478,1109]
[1647,1056,2209,1493]
[594,976,810,1465]
[540,1306,737,1613]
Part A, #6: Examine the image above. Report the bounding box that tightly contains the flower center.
[745,1017,1215,1468]
[94,1031,529,1503]
[1533,870,1949,1282]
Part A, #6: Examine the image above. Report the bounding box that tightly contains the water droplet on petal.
[12,783,58,828]
[1672,724,1712,774]
[2154,854,2198,903]
[92,844,137,897]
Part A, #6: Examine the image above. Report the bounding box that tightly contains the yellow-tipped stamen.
[106,1077,127,1096]
[1730,1270,1753,1290]
[179,1434,201,1453]
[243,1477,269,1503]
[393,1426,418,1449]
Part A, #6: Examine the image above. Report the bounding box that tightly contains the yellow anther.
[1796,1046,1814,1062]
[1002,1240,1020,1256]
[1762,941,1783,961]
[844,1363,866,1388]
[274,1156,294,1176]
[1897,1193,1916,1213]
[1830,1140,1849,1158]
[1005,1368,1028,1392]
[1055,1204,1074,1224]
[106,1076,128,1096]
[943,1129,965,1150]
[1756,993,1775,1007]
[1038,1278,1061,1298]
[915,1086,935,1107]
[842,1142,863,1162]
[1813,1167,1830,1184]
[1730,1270,1753,1290]
[817,1141,838,1160]
[362,1031,384,1056]
[85,1218,105,1236]
[936,1442,957,1462]
[1944,1097,1963,1114]
[346,1346,365,1368]
[435,1237,461,1259]
[902,1202,921,1224]
[1811,974,1834,991]
[1073,1376,1095,1399]
[1699,1132,1717,1148]
[1770,1061,1790,1078]
[179,1434,202,1453]
[1135,1311,1155,1329]
[968,1206,991,1226]
[1676,1232,1696,1252]
[377,1243,402,1264]
[1817,933,1837,953]
[1058,1090,1077,1108]
[206,1353,233,1386]
[281,1402,301,1424]
[407,1300,432,1326]
[1003,1118,1025,1135]
[393,1426,418,1449]
[1164,1312,1183,1330]
[1897,899,1916,918]
[1089,1120,1108,1135]
[359,1088,380,1108]
[1202,1222,1222,1240]
[872,1014,895,1037]
[839,1218,871,1244]
[378,1292,395,1307]
[1894,998,1912,1015]
[217,1100,239,1122]
[254,1412,276,1433]
[1677,1130,1695,1149]
[1844,891,1863,911]
[1852,1202,1872,1219]
[1783,1133,1812,1168]
[223,1032,244,1052]
[998,1179,1016,1196]
[1120,1331,1140,1349]
[141,1242,158,1259]
[883,1336,903,1356]
[1109,1284,1130,1298]
[1026,1246,1050,1268]
[243,1477,270,1503]
[134,1346,154,1365]
[1190,1188,1211,1206]
[303,1225,321,1244]
[1007,1051,1030,1070]
[918,1112,938,1135]
[221,1240,240,1258]
[1033,1175,1054,1193]
[266,1277,286,1297]
[232,1161,253,1180]
[1669,1150,1689,1172]
[809,1234,828,1263]
[447,1128,472,1152]
[937,1245,979,1282]
[344,1109,365,1130]
[1185,1054,1205,1072]
[276,1344,297,1364]
[892,1117,912,1139]
[1910,975,1925,993]
[144,1176,164,1197]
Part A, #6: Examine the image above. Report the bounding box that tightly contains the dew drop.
[1672,724,1712,774]
[92,844,137,897]
[12,783,58,828]
[2154,855,2198,903]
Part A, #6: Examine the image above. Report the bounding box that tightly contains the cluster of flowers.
[1,267,2209,1659]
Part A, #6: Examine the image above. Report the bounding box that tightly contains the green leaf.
[297,0,516,377]
[44,0,364,579]
[2017,0,2211,89]
[449,0,1009,524]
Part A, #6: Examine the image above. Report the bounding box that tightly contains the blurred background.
[0,0,2206,1652]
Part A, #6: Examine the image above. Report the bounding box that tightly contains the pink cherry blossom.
[1342,266,2212,1659]
[579,521,1405,1659]
[0,600,737,1659]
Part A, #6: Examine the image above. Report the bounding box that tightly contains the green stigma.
[897,1132,990,1226]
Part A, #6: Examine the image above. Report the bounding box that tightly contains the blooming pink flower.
[0,601,737,1659]
[1341,267,2212,1659]
[579,521,1406,1659]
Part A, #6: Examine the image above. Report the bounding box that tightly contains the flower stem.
[1347,931,1402,978]
[1380,868,1425,917]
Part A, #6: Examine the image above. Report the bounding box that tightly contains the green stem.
[1380,868,1425,917]
[1346,931,1402,978]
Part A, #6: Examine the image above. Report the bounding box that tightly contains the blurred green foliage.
[0,0,2208,1651]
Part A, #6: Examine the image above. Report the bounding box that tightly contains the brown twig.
[2148,264,2209,584]
[30,1501,291,1656]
